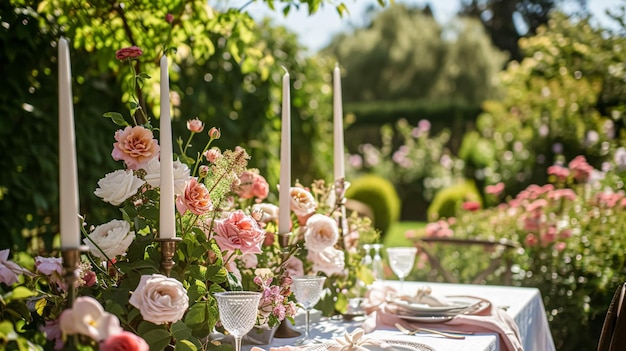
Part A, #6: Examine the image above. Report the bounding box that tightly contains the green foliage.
[413,156,626,351]
[325,3,506,107]
[345,174,400,236]
[426,179,481,220]
[469,12,626,200]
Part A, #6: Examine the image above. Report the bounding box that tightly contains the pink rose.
[283,256,304,278]
[213,210,265,254]
[307,247,345,276]
[289,187,317,217]
[235,171,269,200]
[303,214,339,252]
[176,178,212,215]
[111,126,160,170]
[36,256,63,276]
[186,118,204,133]
[115,46,143,60]
[100,331,149,351]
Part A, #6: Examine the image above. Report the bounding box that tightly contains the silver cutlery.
[395,323,466,340]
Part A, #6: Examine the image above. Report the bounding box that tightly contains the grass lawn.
[382,221,425,247]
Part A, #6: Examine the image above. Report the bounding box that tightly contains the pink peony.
[111,126,160,170]
[100,331,149,351]
[115,46,143,60]
[186,118,204,133]
[176,178,212,215]
[213,210,265,254]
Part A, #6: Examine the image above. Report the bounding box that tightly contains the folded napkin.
[394,286,454,307]
[361,286,524,351]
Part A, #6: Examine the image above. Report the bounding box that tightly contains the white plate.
[304,340,435,351]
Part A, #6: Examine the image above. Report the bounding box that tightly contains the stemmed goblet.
[292,275,326,345]
[214,291,262,351]
[386,247,417,291]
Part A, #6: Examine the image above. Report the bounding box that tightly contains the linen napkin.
[250,328,402,351]
[361,286,524,351]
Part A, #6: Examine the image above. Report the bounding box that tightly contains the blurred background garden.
[2,0,626,350]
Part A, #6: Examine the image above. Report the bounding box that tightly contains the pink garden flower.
[100,331,149,351]
[186,118,204,133]
[35,256,62,276]
[424,220,453,238]
[111,126,160,170]
[115,46,143,61]
[568,155,594,182]
[176,178,212,215]
[547,165,570,181]
[485,182,505,196]
[235,171,269,201]
[213,210,265,254]
[462,201,481,211]
[204,147,221,163]
[0,249,28,286]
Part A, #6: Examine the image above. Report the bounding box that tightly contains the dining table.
[243,280,556,351]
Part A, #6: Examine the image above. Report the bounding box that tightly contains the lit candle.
[159,55,176,239]
[58,37,80,250]
[278,67,291,234]
[333,63,345,182]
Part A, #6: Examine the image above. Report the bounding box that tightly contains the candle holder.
[155,237,182,277]
[62,248,81,307]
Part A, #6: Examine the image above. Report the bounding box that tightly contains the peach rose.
[289,187,317,217]
[176,178,212,216]
[235,171,269,201]
[111,126,159,170]
[213,210,265,254]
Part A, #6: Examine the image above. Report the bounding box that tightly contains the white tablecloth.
[244,281,555,351]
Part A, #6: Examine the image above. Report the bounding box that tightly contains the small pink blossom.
[548,189,577,201]
[462,201,480,211]
[176,178,212,216]
[424,220,453,238]
[100,331,149,351]
[165,13,174,24]
[0,249,28,286]
[43,318,64,350]
[208,127,221,139]
[115,46,143,61]
[525,233,538,247]
[111,126,160,170]
[568,155,594,182]
[554,242,567,251]
[213,210,265,254]
[204,147,221,163]
[35,256,63,276]
[547,165,570,181]
[485,182,505,196]
[186,118,204,133]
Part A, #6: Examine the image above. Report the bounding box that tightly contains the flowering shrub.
[408,154,626,350]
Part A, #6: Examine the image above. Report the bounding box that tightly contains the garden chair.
[416,237,518,285]
[597,282,626,351]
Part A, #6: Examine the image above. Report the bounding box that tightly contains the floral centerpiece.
[0,44,378,351]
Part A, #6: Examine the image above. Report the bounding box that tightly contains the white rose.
[143,158,191,196]
[94,169,144,206]
[290,187,317,217]
[308,247,345,276]
[84,220,135,259]
[304,214,339,252]
[129,274,189,325]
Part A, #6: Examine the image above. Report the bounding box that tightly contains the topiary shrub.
[345,174,400,237]
[427,179,482,220]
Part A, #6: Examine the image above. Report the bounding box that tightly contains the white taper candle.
[58,37,81,249]
[278,67,291,234]
[333,63,345,182]
[159,55,176,239]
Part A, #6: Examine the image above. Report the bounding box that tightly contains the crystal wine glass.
[371,244,385,281]
[292,275,326,345]
[386,247,417,291]
[214,291,262,351]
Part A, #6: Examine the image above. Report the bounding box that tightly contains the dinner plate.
[390,296,487,317]
[303,340,435,351]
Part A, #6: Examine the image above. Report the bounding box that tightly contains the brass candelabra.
[156,237,182,277]
[62,248,81,306]
[334,177,350,249]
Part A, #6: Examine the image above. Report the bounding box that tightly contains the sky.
[224,0,625,54]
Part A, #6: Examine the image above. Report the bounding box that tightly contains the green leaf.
[174,339,197,351]
[103,112,129,126]
[140,328,171,351]
[171,320,192,341]
[8,286,36,300]
[184,302,207,325]
[137,72,151,80]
